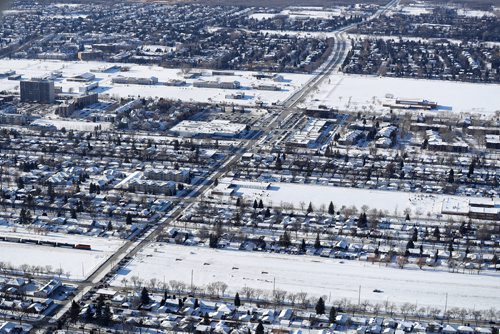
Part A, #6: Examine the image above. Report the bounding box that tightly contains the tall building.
[20,79,55,104]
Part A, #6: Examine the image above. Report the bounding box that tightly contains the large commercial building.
[20,79,55,104]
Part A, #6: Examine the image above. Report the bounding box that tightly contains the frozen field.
[234,182,493,217]
[0,226,124,280]
[0,59,311,106]
[112,243,500,309]
[305,73,500,117]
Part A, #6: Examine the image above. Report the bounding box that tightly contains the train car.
[40,240,57,247]
[74,244,91,250]
[58,242,74,249]
[21,238,40,245]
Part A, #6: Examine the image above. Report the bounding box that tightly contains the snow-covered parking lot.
[112,243,500,309]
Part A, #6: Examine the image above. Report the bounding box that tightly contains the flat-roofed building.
[20,79,55,104]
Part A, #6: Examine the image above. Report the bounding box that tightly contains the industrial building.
[193,80,241,89]
[170,119,247,138]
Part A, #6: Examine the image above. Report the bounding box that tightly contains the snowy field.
[112,243,500,309]
[0,59,311,106]
[305,73,500,117]
[250,7,344,21]
[31,118,113,131]
[233,182,494,217]
[0,226,125,280]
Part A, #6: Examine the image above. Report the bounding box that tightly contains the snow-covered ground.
[0,59,312,106]
[456,8,496,18]
[250,7,343,21]
[249,13,278,20]
[283,8,343,19]
[31,118,113,131]
[112,243,500,309]
[0,226,125,280]
[304,73,500,117]
[233,182,495,218]
[398,5,432,16]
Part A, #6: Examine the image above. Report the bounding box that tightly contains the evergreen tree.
[69,300,81,323]
[459,222,467,235]
[256,320,265,334]
[95,296,104,320]
[141,287,151,305]
[253,200,258,210]
[275,157,282,170]
[357,213,367,228]
[203,312,210,325]
[264,208,271,218]
[328,202,335,215]
[314,233,321,249]
[17,177,24,189]
[258,199,264,209]
[328,307,337,324]
[315,297,326,315]
[467,160,475,178]
[209,234,219,248]
[234,292,241,307]
[307,202,313,214]
[412,228,418,242]
[48,182,55,202]
[301,239,306,252]
[433,227,440,241]
[194,298,199,309]
[279,231,291,248]
[447,169,455,183]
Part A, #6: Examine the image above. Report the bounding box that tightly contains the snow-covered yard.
[0,59,312,106]
[112,243,500,309]
[305,73,500,117]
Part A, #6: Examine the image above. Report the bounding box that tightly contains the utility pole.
[190,269,194,292]
[444,293,448,316]
[358,285,361,306]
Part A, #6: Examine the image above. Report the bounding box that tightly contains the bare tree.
[297,292,308,308]
[241,287,255,301]
[272,289,287,305]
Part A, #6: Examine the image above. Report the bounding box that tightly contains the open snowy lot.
[30,118,113,131]
[112,243,500,309]
[250,7,344,21]
[233,182,494,218]
[305,73,500,117]
[0,226,125,280]
[0,59,311,106]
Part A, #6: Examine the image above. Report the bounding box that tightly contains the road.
[32,0,401,330]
